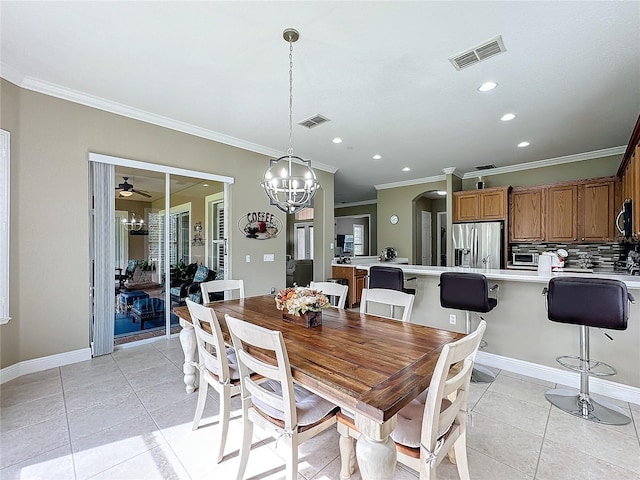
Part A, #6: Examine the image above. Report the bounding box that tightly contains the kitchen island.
[360,264,640,400]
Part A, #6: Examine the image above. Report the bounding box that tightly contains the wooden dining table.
[173,295,463,480]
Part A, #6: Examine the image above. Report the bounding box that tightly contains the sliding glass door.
[89,153,233,354]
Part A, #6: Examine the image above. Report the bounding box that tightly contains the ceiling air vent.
[449,36,506,71]
[474,164,496,170]
[298,114,330,129]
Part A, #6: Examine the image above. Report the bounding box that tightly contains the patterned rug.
[114,312,178,337]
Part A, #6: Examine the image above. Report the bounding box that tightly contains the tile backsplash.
[510,243,622,271]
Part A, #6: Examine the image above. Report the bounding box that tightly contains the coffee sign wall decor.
[238,211,282,239]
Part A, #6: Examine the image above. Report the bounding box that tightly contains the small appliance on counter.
[541,249,568,271]
[380,247,397,262]
[512,252,539,266]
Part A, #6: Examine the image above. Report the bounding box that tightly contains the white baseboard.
[476,351,640,405]
[0,348,91,384]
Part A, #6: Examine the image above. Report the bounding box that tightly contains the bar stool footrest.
[555,355,617,377]
[545,388,630,425]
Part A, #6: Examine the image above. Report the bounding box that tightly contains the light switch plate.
[264,254,275,262]
[245,255,251,263]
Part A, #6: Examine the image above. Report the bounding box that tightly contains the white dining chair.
[185,299,243,463]
[200,279,245,304]
[337,320,487,480]
[225,314,339,480]
[309,281,349,309]
[360,287,415,322]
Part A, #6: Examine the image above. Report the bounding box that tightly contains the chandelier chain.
[288,35,294,156]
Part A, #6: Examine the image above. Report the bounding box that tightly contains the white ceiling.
[2,1,639,204]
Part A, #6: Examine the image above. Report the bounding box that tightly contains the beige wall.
[377,180,447,264]
[0,79,333,368]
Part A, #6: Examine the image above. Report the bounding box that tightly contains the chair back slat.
[309,281,348,309]
[186,299,231,382]
[360,288,415,322]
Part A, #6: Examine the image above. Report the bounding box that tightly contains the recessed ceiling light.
[202,183,209,187]
[478,81,497,92]
[517,141,530,148]
[501,113,516,121]
[436,191,447,196]
[402,167,411,172]
[332,137,342,144]
[373,154,382,160]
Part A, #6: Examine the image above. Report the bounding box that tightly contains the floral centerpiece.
[275,287,330,328]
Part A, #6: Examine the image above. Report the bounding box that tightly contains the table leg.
[355,413,398,480]
[179,319,197,394]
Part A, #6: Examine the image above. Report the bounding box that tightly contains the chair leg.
[452,434,471,480]
[217,386,231,463]
[191,376,208,431]
[338,429,356,480]
[285,434,298,480]
[236,412,254,480]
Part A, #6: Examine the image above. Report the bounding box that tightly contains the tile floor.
[1,336,639,480]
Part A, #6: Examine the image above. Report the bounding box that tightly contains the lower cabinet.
[331,266,368,308]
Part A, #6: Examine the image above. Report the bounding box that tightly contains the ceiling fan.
[115,177,151,198]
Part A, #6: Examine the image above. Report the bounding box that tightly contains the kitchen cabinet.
[510,187,545,242]
[509,177,616,243]
[331,265,368,308]
[453,191,479,222]
[546,184,579,242]
[580,179,615,241]
[453,187,509,222]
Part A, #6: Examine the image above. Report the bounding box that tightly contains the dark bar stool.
[369,265,416,295]
[543,277,634,425]
[440,272,498,383]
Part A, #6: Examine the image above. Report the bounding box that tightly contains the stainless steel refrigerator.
[452,221,504,269]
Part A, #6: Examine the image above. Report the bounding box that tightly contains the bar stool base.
[471,364,495,383]
[545,388,631,425]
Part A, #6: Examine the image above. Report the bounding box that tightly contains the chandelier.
[122,212,144,231]
[261,28,320,214]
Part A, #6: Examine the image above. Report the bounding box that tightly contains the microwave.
[512,253,539,265]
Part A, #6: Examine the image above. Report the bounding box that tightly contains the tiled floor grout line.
[58,366,81,480]
[531,387,555,480]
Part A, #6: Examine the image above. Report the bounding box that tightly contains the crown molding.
[375,174,446,191]
[4,72,338,174]
[461,146,626,179]
[335,199,378,208]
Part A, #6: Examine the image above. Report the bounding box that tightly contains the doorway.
[421,211,432,266]
[335,215,371,257]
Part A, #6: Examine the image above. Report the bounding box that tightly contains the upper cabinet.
[510,187,545,242]
[510,177,616,243]
[580,179,615,242]
[453,186,509,222]
[546,184,579,242]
